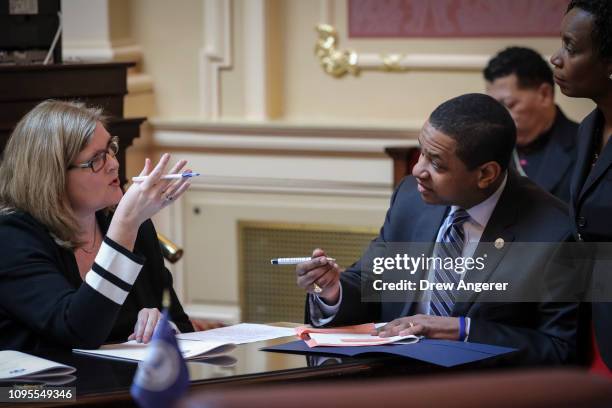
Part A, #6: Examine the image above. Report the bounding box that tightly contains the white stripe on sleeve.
[85,270,130,305]
[95,241,142,285]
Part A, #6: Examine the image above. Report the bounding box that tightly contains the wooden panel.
[107,118,145,186]
[0,63,132,123]
[0,62,143,186]
[384,146,420,188]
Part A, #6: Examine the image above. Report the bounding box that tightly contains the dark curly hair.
[484,47,554,89]
[568,0,612,58]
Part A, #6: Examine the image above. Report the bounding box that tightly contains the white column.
[61,0,114,61]
[200,0,232,118]
[243,0,268,120]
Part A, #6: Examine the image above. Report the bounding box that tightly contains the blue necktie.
[430,208,470,316]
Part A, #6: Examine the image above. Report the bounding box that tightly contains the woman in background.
[550,0,612,375]
[0,100,194,351]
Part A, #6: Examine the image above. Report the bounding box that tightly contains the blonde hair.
[0,100,105,248]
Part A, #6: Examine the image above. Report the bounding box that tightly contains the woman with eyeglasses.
[550,0,612,375]
[0,100,194,351]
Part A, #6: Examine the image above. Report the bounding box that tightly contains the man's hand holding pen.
[296,248,342,304]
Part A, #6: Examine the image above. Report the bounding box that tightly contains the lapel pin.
[494,238,504,249]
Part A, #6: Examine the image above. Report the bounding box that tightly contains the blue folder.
[261,339,516,367]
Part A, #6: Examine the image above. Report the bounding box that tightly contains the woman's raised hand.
[107,154,191,250]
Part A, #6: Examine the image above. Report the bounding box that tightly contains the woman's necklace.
[79,219,98,254]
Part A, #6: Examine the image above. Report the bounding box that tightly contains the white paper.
[176,323,296,344]
[371,322,422,345]
[0,350,76,380]
[73,338,235,362]
[308,332,419,346]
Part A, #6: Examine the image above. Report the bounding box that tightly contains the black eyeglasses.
[68,136,119,173]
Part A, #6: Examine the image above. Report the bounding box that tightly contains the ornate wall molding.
[153,130,414,154]
[200,0,232,118]
[315,24,490,78]
[150,120,419,156]
[243,0,268,120]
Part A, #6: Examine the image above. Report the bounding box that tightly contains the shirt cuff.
[464,317,471,342]
[84,238,145,305]
[308,285,343,327]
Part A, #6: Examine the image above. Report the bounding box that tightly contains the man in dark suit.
[484,47,578,203]
[296,93,578,365]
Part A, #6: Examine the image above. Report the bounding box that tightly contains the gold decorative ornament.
[315,24,409,78]
[315,24,359,78]
[314,24,488,78]
[382,54,405,71]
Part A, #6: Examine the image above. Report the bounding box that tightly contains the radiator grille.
[239,221,377,323]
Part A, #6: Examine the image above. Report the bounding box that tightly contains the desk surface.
[0,335,501,407]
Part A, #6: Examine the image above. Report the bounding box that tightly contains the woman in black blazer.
[550,0,612,375]
[0,100,194,351]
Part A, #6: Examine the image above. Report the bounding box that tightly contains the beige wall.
[107,0,596,319]
[120,0,594,124]
[129,0,203,118]
[108,0,131,44]
[279,0,594,124]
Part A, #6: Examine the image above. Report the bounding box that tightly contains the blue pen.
[132,172,201,182]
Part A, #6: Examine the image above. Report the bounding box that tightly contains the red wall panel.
[349,0,568,38]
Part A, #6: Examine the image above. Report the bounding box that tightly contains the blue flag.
[130,309,189,408]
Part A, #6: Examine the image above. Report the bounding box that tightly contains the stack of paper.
[296,323,419,347]
[73,323,298,363]
[0,350,76,384]
[73,339,235,362]
[177,323,296,344]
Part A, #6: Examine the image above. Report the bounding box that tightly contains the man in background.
[484,47,578,203]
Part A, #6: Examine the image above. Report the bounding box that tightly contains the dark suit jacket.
[308,170,578,365]
[0,211,193,351]
[520,107,578,203]
[569,108,612,369]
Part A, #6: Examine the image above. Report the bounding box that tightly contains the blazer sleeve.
[468,301,578,365]
[304,177,410,326]
[0,214,145,349]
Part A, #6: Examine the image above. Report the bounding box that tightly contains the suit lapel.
[579,134,612,203]
[412,205,447,243]
[453,174,518,315]
[393,204,447,317]
[571,110,599,210]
